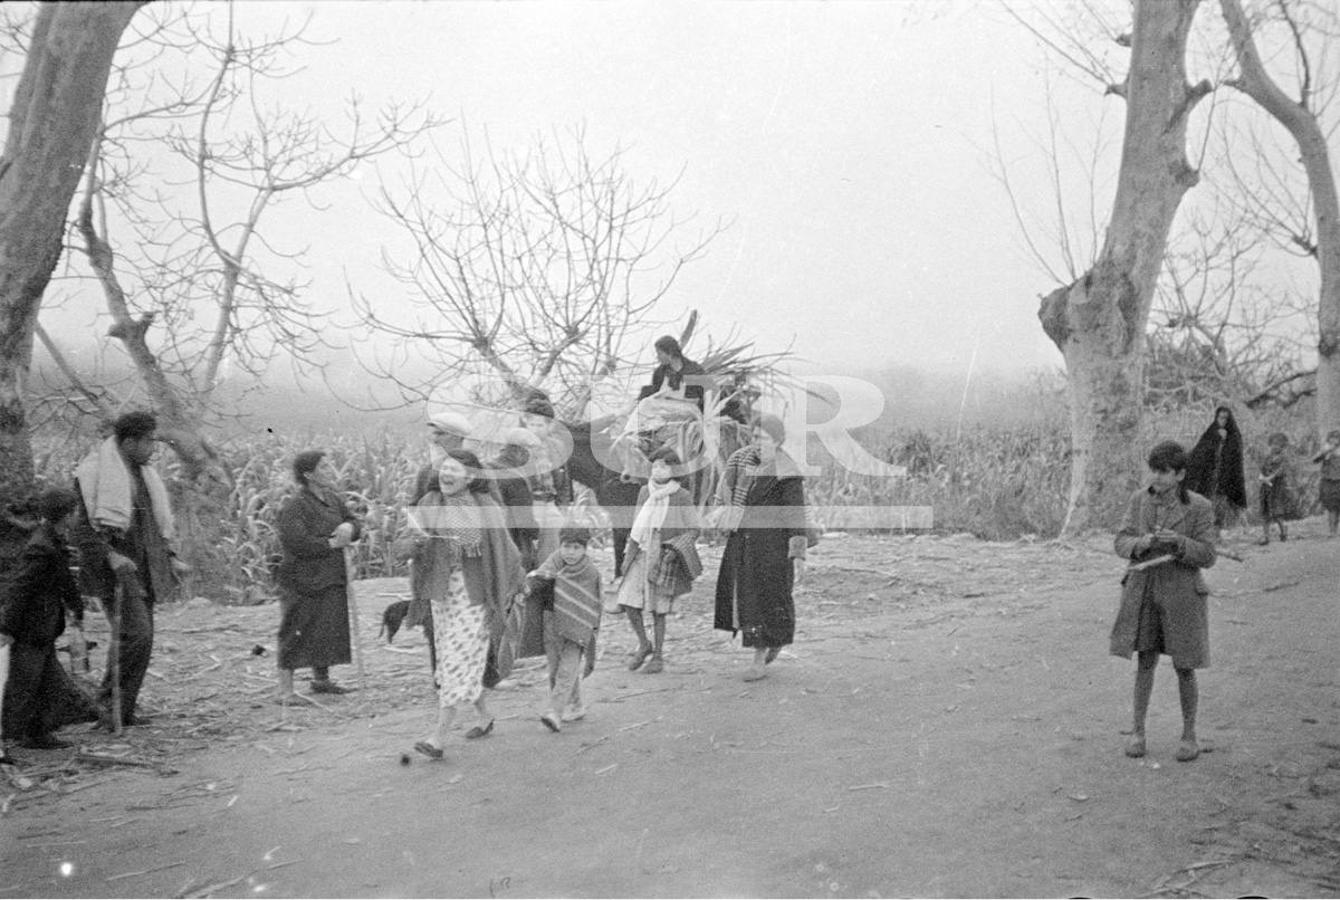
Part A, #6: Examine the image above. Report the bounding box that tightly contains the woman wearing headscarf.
[713,414,809,682]
[409,449,526,760]
[1184,406,1247,529]
[275,451,362,700]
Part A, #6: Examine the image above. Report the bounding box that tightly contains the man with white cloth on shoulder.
[73,411,189,728]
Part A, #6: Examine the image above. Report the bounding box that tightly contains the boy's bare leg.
[624,607,653,668]
[651,613,667,656]
[625,608,649,649]
[1175,667,1199,761]
[1329,510,1339,535]
[1127,651,1157,757]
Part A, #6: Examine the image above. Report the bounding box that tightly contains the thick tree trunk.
[1220,0,1340,439]
[1039,0,1208,534]
[0,2,141,505]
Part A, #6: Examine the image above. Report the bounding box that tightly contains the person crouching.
[1,489,101,756]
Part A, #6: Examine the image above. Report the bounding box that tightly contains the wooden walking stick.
[109,579,124,735]
[0,640,10,749]
[344,548,365,690]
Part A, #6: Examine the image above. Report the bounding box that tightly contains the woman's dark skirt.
[277,583,352,671]
[3,643,100,739]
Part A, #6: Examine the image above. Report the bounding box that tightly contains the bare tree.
[54,5,442,482]
[357,126,724,419]
[0,2,142,506]
[1145,201,1314,409]
[1219,0,1340,436]
[1036,0,1212,534]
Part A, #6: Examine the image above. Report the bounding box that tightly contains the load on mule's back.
[519,340,756,576]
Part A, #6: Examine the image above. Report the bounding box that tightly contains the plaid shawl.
[653,532,702,594]
[717,445,761,533]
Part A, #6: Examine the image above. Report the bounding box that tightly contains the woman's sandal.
[464,719,495,740]
[743,664,767,682]
[413,740,444,760]
[1175,740,1200,762]
[626,644,653,671]
[1124,735,1146,758]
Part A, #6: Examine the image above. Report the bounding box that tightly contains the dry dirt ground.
[2,522,1339,899]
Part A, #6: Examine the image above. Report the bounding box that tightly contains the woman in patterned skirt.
[409,449,525,760]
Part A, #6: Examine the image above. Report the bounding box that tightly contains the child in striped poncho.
[527,527,603,732]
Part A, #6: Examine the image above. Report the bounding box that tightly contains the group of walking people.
[261,401,810,763]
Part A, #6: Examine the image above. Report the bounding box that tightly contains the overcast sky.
[212,0,1126,380]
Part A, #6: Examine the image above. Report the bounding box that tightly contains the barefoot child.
[1257,432,1296,544]
[527,527,602,732]
[1311,430,1340,537]
[1110,441,1217,763]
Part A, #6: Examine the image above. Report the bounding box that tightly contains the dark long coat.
[275,486,361,671]
[713,470,807,648]
[1109,487,1217,669]
[1,522,83,648]
[1,522,99,739]
[1185,414,1246,510]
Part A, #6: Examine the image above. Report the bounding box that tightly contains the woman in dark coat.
[1,489,101,755]
[1184,406,1246,528]
[275,451,362,700]
[713,414,809,682]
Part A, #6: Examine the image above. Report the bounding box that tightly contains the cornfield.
[33,396,1326,603]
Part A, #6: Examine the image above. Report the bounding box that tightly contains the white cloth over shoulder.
[75,437,176,540]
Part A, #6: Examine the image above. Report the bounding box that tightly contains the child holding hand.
[1110,441,1217,763]
[527,527,603,733]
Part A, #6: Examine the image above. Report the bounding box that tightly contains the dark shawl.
[1185,409,1246,509]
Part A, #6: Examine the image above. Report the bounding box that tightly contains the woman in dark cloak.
[1184,406,1246,528]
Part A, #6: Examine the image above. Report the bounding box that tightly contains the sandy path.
[2,526,1338,898]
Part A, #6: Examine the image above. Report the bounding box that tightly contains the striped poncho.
[531,550,603,645]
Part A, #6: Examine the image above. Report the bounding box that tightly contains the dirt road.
[3,525,1339,898]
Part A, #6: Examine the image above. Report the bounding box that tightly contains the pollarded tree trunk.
[0,2,142,505]
[1220,0,1340,440]
[1039,0,1210,535]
